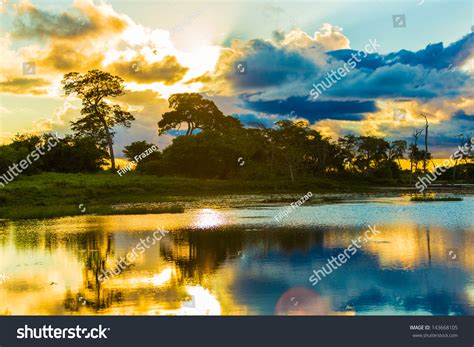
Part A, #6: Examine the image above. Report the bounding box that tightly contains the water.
[0,196,473,315]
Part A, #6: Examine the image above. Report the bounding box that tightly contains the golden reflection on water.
[322,224,474,271]
[0,205,473,316]
[193,208,226,229]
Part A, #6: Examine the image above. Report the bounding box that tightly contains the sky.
[0,0,472,158]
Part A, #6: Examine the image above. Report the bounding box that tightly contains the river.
[0,195,472,315]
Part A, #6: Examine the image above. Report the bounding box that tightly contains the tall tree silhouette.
[158,93,240,136]
[62,70,134,170]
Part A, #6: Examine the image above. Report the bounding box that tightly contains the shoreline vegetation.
[0,73,472,219]
[0,172,470,220]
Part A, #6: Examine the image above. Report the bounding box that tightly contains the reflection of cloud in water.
[149,268,173,287]
[104,267,173,289]
[176,286,221,315]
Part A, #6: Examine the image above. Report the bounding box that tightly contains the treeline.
[0,133,107,174]
[0,70,472,183]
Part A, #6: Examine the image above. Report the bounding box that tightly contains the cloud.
[451,109,473,122]
[32,99,80,134]
[206,38,319,96]
[37,41,104,72]
[280,24,350,51]
[0,77,50,95]
[232,113,278,128]
[203,31,473,102]
[241,95,376,122]
[108,55,188,85]
[114,89,172,155]
[3,0,195,92]
[12,0,128,40]
[328,33,474,71]
[322,62,471,100]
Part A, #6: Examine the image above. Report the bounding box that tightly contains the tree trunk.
[409,156,413,184]
[452,159,458,185]
[423,119,428,176]
[105,128,116,171]
[96,108,116,171]
[289,163,294,182]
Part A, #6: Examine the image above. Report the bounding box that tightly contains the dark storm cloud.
[451,110,473,122]
[328,33,474,71]
[219,33,472,101]
[225,39,319,89]
[325,63,469,99]
[241,96,376,121]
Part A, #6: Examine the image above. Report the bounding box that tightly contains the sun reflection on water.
[193,208,225,229]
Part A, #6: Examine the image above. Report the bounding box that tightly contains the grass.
[1,172,464,220]
[0,172,374,220]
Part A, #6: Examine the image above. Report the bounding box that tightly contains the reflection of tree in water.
[165,226,324,283]
[253,227,325,254]
[12,226,40,251]
[8,223,125,312]
[164,228,245,283]
[0,220,9,248]
[63,230,124,312]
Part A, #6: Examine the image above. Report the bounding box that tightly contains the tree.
[0,133,107,174]
[62,70,135,171]
[410,129,423,183]
[123,141,160,162]
[337,135,358,172]
[388,140,407,168]
[272,120,313,182]
[0,134,42,174]
[41,134,108,172]
[354,136,390,174]
[158,93,241,136]
[451,134,472,184]
[420,114,429,175]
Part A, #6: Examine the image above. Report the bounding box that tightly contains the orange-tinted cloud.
[36,42,104,73]
[0,77,50,95]
[108,55,189,85]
